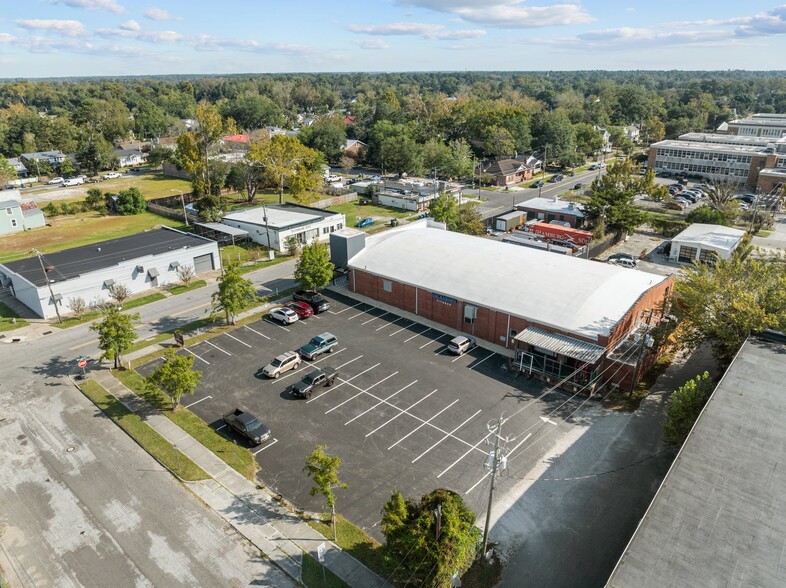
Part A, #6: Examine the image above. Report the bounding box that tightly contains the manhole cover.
[66,446,76,453]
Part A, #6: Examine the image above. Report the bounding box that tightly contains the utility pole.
[33,249,62,324]
[538,145,547,199]
[261,202,273,254]
[482,416,508,555]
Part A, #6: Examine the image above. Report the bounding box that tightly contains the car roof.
[275,351,298,360]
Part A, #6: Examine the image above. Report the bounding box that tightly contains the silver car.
[262,351,301,378]
[447,335,477,356]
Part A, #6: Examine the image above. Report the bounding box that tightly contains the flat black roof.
[1,227,212,287]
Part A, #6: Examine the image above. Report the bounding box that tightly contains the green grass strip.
[166,279,207,295]
[302,552,350,588]
[78,379,208,481]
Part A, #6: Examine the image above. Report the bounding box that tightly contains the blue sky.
[1,1,785,77]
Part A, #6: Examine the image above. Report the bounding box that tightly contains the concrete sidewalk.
[90,368,392,588]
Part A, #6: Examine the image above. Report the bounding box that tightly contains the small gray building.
[0,191,46,235]
[0,227,219,319]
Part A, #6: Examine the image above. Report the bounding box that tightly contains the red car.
[285,301,314,319]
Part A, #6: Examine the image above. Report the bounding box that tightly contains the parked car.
[608,253,638,264]
[548,174,564,183]
[222,409,271,446]
[447,335,477,356]
[63,177,84,186]
[325,175,341,183]
[299,332,338,360]
[47,177,64,185]
[262,351,301,379]
[665,200,685,210]
[357,217,375,228]
[293,290,330,313]
[573,182,583,190]
[269,306,299,325]
[735,194,757,205]
[291,367,338,399]
[103,172,122,179]
[285,301,314,319]
[531,180,544,188]
[608,258,637,268]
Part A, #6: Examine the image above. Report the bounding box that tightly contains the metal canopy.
[147,268,160,278]
[103,279,115,287]
[514,326,606,363]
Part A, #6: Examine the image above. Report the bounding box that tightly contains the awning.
[147,268,159,278]
[51,293,63,302]
[103,279,115,287]
[514,326,606,364]
[135,265,144,273]
[169,261,180,269]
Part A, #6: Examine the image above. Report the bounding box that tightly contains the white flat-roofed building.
[677,132,786,152]
[515,197,585,228]
[222,203,345,252]
[726,114,786,138]
[669,223,746,263]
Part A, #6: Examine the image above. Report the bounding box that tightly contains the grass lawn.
[79,379,208,481]
[302,553,349,588]
[54,292,167,329]
[0,301,29,332]
[123,293,166,310]
[0,211,188,264]
[112,367,257,480]
[756,229,773,237]
[166,279,207,295]
[325,202,411,225]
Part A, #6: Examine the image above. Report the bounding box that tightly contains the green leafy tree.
[584,159,658,236]
[221,93,283,130]
[0,155,16,187]
[481,125,515,158]
[675,247,786,363]
[381,487,480,588]
[59,158,76,177]
[456,202,485,235]
[429,192,484,235]
[294,241,334,291]
[533,110,580,168]
[445,139,475,179]
[704,179,741,217]
[145,146,174,169]
[641,117,666,144]
[115,187,146,215]
[84,187,106,212]
[663,372,715,446]
[133,99,170,139]
[90,307,139,369]
[250,134,323,205]
[304,445,348,541]
[77,135,116,175]
[300,115,347,163]
[574,122,604,158]
[147,348,203,410]
[210,262,259,325]
[686,205,731,226]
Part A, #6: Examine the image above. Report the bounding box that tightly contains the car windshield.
[309,337,322,345]
[271,357,283,367]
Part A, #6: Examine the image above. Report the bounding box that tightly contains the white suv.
[262,351,301,379]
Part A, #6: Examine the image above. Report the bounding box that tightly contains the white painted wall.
[222,213,345,252]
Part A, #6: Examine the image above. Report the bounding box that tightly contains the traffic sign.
[77,358,87,368]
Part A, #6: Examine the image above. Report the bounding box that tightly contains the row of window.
[321,223,344,235]
[737,127,784,137]
[655,148,754,163]
[656,161,748,177]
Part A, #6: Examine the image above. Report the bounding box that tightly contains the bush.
[686,205,731,226]
[648,215,688,237]
[116,187,146,215]
[42,202,59,217]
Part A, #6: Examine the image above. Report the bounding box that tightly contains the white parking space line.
[387,400,460,450]
[308,362,379,403]
[206,340,232,356]
[253,439,279,454]
[348,306,377,320]
[264,318,290,331]
[376,316,404,331]
[411,410,482,464]
[244,325,271,340]
[362,311,389,325]
[451,351,467,362]
[468,351,496,370]
[280,348,347,380]
[466,471,491,495]
[405,327,430,342]
[420,333,447,349]
[365,389,438,437]
[185,396,212,408]
[330,302,363,314]
[438,430,498,478]
[389,321,417,337]
[344,380,418,425]
[184,348,210,365]
[225,333,252,348]
[326,371,398,414]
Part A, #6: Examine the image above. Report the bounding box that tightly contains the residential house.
[624,125,640,143]
[0,191,46,235]
[114,148,147,168]
[594,127,612,152]
[152,136,179,151]
[7,157,28,177]
[220,134,250,150]
[20,150,67,169]
[480,158,534,187]
[345,139,367,158]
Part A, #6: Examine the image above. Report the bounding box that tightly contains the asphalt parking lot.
[138,292,578,535]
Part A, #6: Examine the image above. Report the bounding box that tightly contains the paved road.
[0,261,300,587]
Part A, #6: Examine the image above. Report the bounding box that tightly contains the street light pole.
[482,415,507,555]
[170,188,188,227]
[33,249,62,324]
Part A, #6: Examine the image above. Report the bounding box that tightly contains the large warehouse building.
[339,221,673,391]
[0,227,220,319]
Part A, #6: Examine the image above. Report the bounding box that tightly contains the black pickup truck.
[222,409,271,445]
[292,367,338,399]
[293,290,330,313]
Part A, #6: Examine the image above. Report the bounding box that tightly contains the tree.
[481,125,515,158]
[77,135,116,175]
[210,263,259,325]
[58,158,76,177]
[381,487,480,588]
[663,372,715,446]
[641,117,666,144]
[339,154,355,175]
[84,187,106,212]
[686,205,732,226]
[303,445,348,541]
[0,155,17,188]
[574,122,604,158]
[285,235,300,257]
[147,348,202,410]
[294,241,334,291]
[456,202,485,235]
[145,146,174,169]
[115,187,146,215]
[68,296,87,317]
[107,283,132,305]
[675,246,786,364]
[533,110,580,168]
[133,99,170,139]
[176,264,196,286]
[300,115,347,163]
[90,306,139,369]
[429,192,484,235]
[584,159,657,236]
[704,179,741,217]
[250,134,323,205]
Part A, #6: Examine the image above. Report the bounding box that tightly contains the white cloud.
[0,33,16,44]
[46,0,124,14]
[352,38,390,50]
[119,19,141,31]
[395,0,593,28]
[15,19,87,37]
[346,21,485,40]
[144,7,178,21]
[666,5,786,37]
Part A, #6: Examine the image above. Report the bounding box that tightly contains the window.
[5,208,12,215]
[10,219,17,227]
[464,305,477,324]
[382,279,392,293]
[337,223,343,230]
[678,245,697,262]
[323,227,329,234]
[509,329,517,338]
